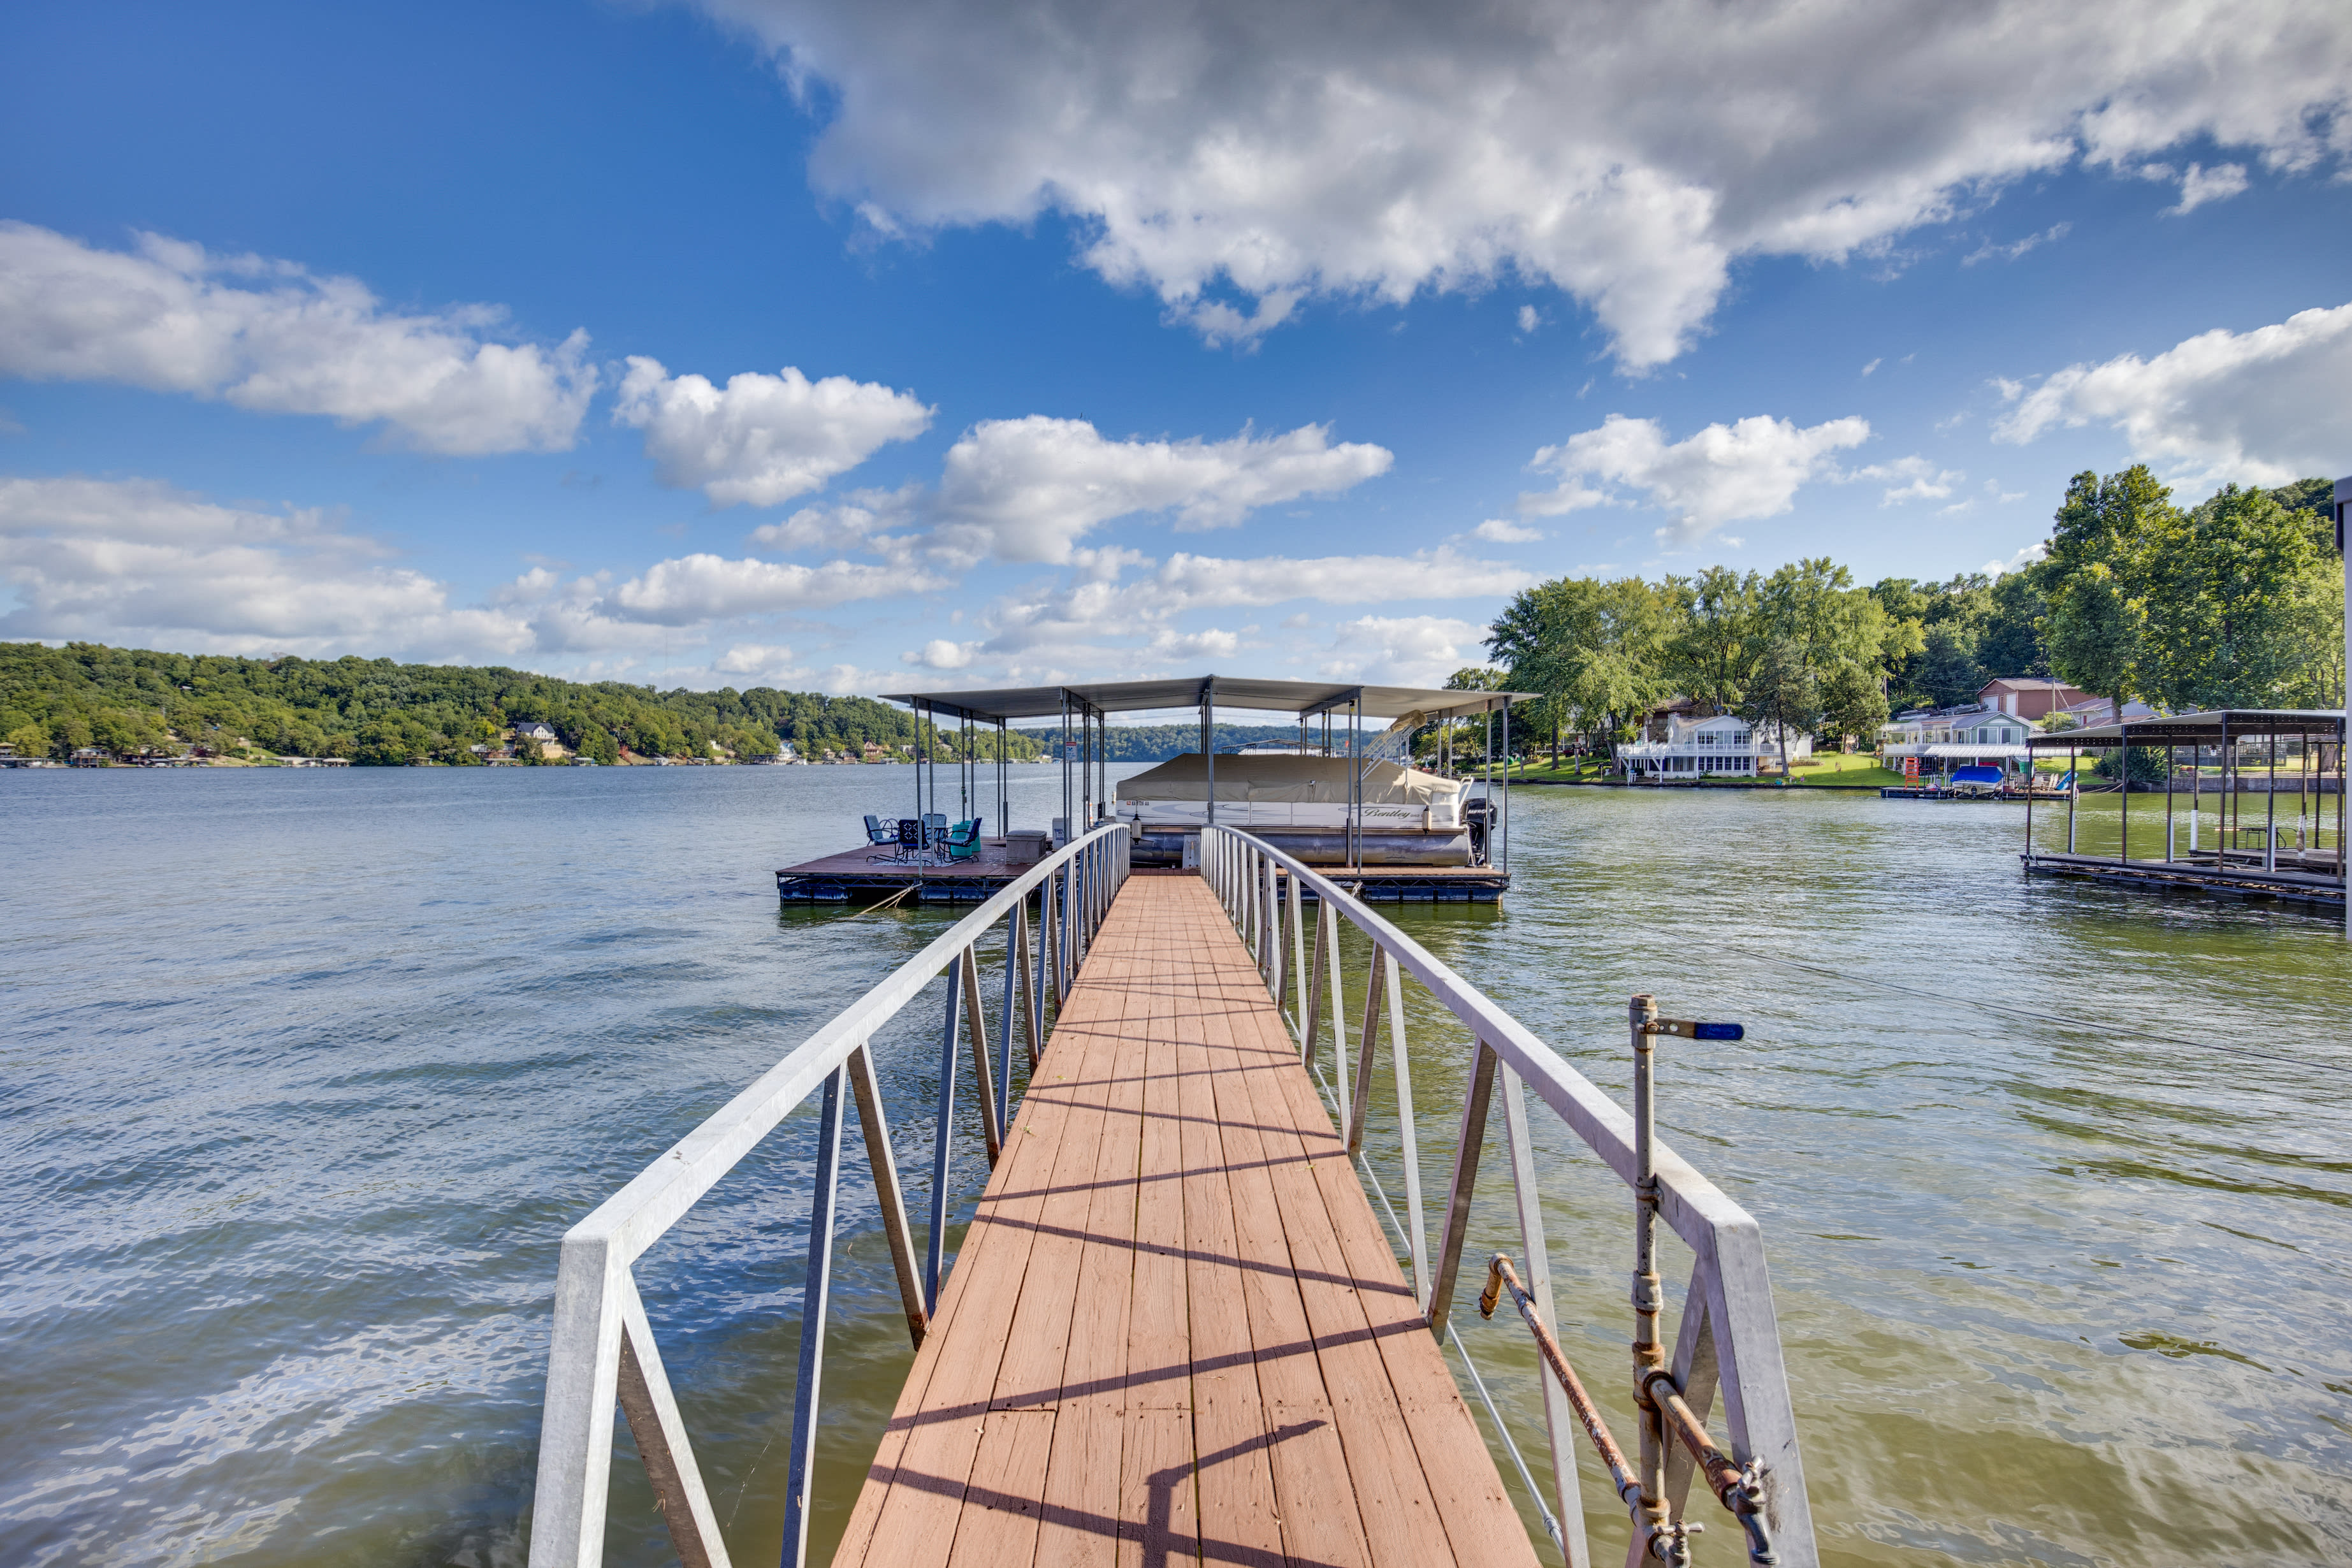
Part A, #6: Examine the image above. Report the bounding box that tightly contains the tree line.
[0,642,1048,766]
[1467,471,2344,762]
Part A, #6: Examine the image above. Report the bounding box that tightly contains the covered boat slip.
[832,875,1537,1568]
[778,674,1534,901]
[2022,709,2347,924]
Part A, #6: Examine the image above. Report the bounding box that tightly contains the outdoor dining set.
[864,813,984,865]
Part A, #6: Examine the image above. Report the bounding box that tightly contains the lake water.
[3,767,2348,1567]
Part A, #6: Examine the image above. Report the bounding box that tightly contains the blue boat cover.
[1949,765,2005,785]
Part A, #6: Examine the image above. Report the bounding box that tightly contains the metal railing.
[528,823,1131,1568]
[1203,825,1818,1568]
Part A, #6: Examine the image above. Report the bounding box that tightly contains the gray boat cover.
[1114,753,1462,804]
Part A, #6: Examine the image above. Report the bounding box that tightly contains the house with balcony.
[1977,677,2090,720]
[1618,711,1804,777]
[1878,704,2035,778]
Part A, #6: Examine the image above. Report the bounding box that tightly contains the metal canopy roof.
[2026,709,2348,748]
[879,674,1535,724]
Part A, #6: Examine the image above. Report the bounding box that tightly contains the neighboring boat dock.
[2022,708,2346,919]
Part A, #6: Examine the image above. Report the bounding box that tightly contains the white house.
[516,722,558,743]
[1878,704,2033,775]
[1617,712,1806,776]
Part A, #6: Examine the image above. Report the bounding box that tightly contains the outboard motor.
[1463,795,1495,866]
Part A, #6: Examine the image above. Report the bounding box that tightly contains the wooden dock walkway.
[831,875,1539,1568]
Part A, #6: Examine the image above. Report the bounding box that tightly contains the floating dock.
[2021,850,2345,911]
[778,842,1510,903]
[831,875,1535,1566]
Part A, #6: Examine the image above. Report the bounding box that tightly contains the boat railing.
[1201,824,1818,1567]
[526,822,1131,1568]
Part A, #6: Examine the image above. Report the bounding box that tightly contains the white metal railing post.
[998,913,1021,1130]
[1287,867,1306,1035]
[1502,1061,1590,1567]
[779,1063,846,1568]
[924,955,964,1311]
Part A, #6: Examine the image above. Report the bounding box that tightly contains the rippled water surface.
[4,769,2348,1567]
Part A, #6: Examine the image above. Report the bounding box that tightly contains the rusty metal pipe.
[1642,1367,1778,1564]
[1482,1253,1690,1562]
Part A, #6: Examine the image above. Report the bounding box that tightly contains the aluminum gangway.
[528,822,1815,1567]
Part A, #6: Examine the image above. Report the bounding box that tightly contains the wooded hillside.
[0,642,1045,766]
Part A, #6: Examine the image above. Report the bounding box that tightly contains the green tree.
[1977,566,2050,678]
[2045,562,2144,724]
[2038,467,2178,725]
[2141,483,2325,710]
[1739,637,1822,776]
[1660,566,1759,715]
[1818,660,1888,749]
[1915,623,1987,709]
[577,723,622,765]
[6,720,49,758]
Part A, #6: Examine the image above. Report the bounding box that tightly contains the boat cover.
[1949,765,2005,785]
[1115,753,1463,805]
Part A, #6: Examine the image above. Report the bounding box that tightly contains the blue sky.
[3,0,2348,693]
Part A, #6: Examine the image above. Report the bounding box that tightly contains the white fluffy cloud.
[929,416,1393,564]
[0,475,536,657]
[696,0,2352,365]
[1520,412,1873,547]
[1848,455,1964,506]
[1469,518,1544,544]
[1318,614,1490,686]
[960,544,1529,681]
[904,637,976,669]
[0,473,949,671]
[1993,301,2352,486]
[757,416,1393,567]
[0,223,595,453]
[609,552,928,624]
[612,356,931,506]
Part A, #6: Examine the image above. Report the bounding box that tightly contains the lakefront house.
[1616,710,1811,776]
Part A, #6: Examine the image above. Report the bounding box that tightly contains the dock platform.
[2023,850,2345,911]
[831,875,1537,1568]
[778,843,1511,903]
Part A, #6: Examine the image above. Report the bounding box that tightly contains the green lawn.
[1492,751,1910,788]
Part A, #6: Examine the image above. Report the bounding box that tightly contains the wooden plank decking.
[831,875,1540,1568]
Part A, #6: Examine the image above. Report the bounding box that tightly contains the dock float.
[776,843,1511,904]
[533,823,1817,1568]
